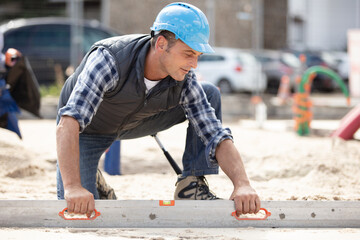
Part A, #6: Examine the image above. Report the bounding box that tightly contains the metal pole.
[206,0,215,46]
[356,0,360,28]
[251,0,263,52]
[70,0,84,69]
[101,0,110,27]
[152,134,182,175]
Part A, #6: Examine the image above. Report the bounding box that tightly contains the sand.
[0,118,360,239]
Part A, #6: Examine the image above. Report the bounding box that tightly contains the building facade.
[106,0,288,50]
[288,0,360,51]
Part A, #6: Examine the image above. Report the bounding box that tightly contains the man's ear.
[156,35,168,51]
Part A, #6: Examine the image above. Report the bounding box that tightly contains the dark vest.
[58,34,186,135]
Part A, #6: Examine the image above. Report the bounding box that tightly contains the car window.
[198,54,225,62]
[83,27,116,52]
[30,24,70,49]
[307,55,324,65]
[281,53,301,68]
[237,52,257,65]
[255,55,273,63]
[3,26,33,52]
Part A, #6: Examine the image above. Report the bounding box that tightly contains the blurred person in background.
[0,32,22,74]
[0,31,23,137]
[0,29,41,119]
[1,30,41,140]
[0,32,4,75]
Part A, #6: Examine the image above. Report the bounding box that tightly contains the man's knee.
[200,81,221,100]
[200,82,221,112]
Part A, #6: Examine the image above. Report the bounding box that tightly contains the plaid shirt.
[59,47,232,166]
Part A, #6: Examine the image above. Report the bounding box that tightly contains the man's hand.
[230,184,260,217]
[64,185,95,218]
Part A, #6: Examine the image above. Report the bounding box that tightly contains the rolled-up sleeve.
[179,72,233,167]
[58,47,119,132]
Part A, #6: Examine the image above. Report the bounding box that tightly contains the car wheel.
[266,79,280,94]
[218,79,233,94]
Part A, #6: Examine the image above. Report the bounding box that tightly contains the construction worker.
[56,2,260,217]
[0,32,22,74]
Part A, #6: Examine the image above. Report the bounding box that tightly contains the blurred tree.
[0,0,66,23]
[0,0,101,24]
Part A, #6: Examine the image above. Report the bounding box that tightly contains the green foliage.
[39,84,62,97]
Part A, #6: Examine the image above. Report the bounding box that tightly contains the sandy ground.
[1,118,360,239]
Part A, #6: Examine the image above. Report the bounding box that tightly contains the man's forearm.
[56,116,81,188]
[215,139,250,188]
[216,139,260,214]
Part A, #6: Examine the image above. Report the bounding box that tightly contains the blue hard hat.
[150,2,214,53]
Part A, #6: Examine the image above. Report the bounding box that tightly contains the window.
[83,27,115,52]
[198,54,225,62]
[30,24,70,50]
[3,26,33,52]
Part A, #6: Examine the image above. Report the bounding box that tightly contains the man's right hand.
[57,116,94,216]
[64,185,95,218]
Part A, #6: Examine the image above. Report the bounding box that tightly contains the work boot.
[174,175,220,200]
[96,168,117,200]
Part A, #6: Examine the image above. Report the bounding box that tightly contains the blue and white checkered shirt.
[59,47,233,166]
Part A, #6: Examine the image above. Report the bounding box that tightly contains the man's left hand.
[230,185,260,217]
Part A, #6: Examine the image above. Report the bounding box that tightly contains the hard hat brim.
[186,41,214,54]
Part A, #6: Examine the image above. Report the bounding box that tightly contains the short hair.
[150,30,177,50]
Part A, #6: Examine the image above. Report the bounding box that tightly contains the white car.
[194,47,267,94]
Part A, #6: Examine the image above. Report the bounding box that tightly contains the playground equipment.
[331,103,360,140]
[293,66,350,136]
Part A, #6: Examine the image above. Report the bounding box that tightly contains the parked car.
[194,47,267,94]
[321,51,349,83]
[337,55,349,84]
[0,17,120,85]
[251,50,301,93]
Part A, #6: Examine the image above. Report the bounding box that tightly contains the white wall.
[288,0,360,51]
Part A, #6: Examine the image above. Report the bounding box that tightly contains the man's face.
[158,38,202,81]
